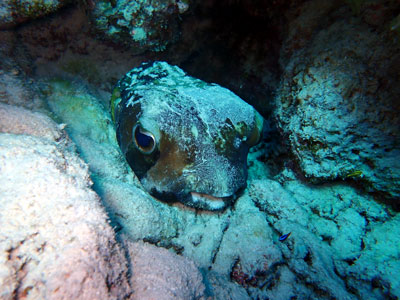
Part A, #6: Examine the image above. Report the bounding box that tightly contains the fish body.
[111,61,264,210]
[279,232,291,242]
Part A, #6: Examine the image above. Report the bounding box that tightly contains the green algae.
[45,79,114,144]
[110,87,121,123]
[346,170,363,178]
[61,59,102,85]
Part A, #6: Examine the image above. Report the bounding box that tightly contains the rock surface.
[0,0,73,29]
[89,0,189,53]
[126,240,205,300]
[0,103,132,299]
[0,100,209,300]
[249,175,399,299]
[275,0,400,200]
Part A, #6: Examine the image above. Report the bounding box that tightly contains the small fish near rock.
[111,61,264,211]
[279,232,291,242]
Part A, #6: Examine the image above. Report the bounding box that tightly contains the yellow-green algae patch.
[45,79,115,144]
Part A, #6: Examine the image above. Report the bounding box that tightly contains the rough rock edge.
[0,103,208,299]
[0,0,74,29]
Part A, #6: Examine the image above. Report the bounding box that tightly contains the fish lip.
[190,185,246,202]
[190,192,233,201]
[190,192,233,211]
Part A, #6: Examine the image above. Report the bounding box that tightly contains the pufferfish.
[111,61,264,211]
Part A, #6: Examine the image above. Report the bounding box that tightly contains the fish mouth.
[148,188,239,211]
[190,192,234,211]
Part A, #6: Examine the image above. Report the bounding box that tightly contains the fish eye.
[133,124,157,154]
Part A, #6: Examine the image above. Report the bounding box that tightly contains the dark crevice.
[210,215,231,265]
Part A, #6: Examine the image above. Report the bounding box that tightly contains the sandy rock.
[249,180,353,299]
[98,178,181,243]
[0,71,44,110]
[0,103,64,142]
[211,195,285,299]
[174,211,231,271]
[0,104,131,299]
[126,241,206,300]
[330,208,366,260]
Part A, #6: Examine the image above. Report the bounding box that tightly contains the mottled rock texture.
[275,0,400,200]
[0,0,73,29]
[0,101,209,300]
[0,103,132,299]
[126,241,205,300]
[89,0,189,53]
[249,177,400,299]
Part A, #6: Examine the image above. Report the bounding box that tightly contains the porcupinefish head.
[111,61,264,211]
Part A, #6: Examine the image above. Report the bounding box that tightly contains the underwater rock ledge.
[0,0,74,29]
[275,0,400,202]
[89,0,189,53]
[0,102,206,299]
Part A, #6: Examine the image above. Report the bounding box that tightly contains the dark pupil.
[135,126,153,149]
